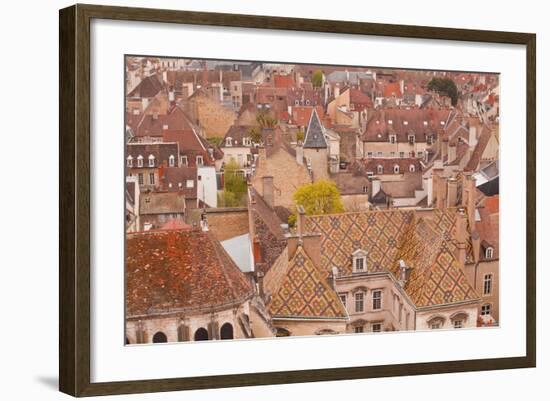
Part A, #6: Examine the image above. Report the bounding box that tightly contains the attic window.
[181,156,188,166]
[440,121,445,126]
[376,120,380,124]
[137,155,144,168]
[352,249,368,273]
[377,165,384,174]
[388,119,393,125]
[186,180,194,188]
[225,137,232,147]
[148,154,156,167]
[485,247,494,260]
[427,135,434,145]
[196,155,204,166]
[423,121,428,126]
[389,134,396,144]
[393,165,400,174]
[126,155,133,167]
[403,120,408,125]
[169,155,175,167]
[408,134,415,145]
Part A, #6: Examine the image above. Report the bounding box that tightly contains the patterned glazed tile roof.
[303,208,478,307]
[126,230,254,316]
[267,246,348,320]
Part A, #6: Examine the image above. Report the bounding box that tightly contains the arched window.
[427,315,445,330]
[275,327,291,337]
[409,164,415,173]
[393,165,400,174]
[485,247,494,259]
[194,327,209,341]
[126,155,133,167]
[169,154,175,167]
[225,137,233,147]
[220,323,234,340]
[148,154,155,167]
[152,331,167,343]
[137,155,144,167]
[377,165,383,174]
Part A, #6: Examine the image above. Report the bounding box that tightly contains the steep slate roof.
[126,230,253,316]
[267,245,348,320]
[303,108,328,149]
[127,74,164,98]
[303,208,478,308]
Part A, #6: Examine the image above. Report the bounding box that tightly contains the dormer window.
[393,165,400,174]
[389,134,396,144]
[243,137,252,146]
[408,134,415,145]
[137,155,144,168]
[427,134,434,145]
[409,164,416,173]
[403,120,408,126]
[377,165,383,174]
[168,155,175,167]
[352,249,368,273]
[485,247,494,259]
[225,137,232,147]
[423,121,428,126]
[126,155,133,167]
[196,155,204,166]
[148,154,155,167]
[181,155,188,166]
[388,119,393,125]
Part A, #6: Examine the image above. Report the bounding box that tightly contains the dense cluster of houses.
[124,57,499,344]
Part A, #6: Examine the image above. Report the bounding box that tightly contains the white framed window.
[408,134,415,144]
[427,134,434,145]
[181,155,188,166]
[377,165,383,174]
[225,137,233,147]
[137,173,143,185]
[389,134,396,144]
[372,290,382,310]
[483,273,493,295]
[376,151,383,157]
[355,292,364,313]
[126,155,133,167]
[352,249,368,273]
[485,247,494,259]
[362,185,368,194]
[148,154,155,167]
[399,151,405,158]
[196,155,204,166]
[243,137,251,146]
[137,155,144,167]
[481,304,491,316]
[371,323,382,333]
[169,155,175,167]
[393,165,400,174]
[186,179,194,188]
[149,172,155,185]
[339,293,347,308]
[409,164,415,172]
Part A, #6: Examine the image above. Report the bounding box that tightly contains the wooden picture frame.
[59,3,536,397]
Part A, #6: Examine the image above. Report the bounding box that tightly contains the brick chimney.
[262,176,274,209]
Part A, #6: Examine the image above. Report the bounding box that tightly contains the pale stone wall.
[304,148,329,182]
[415,304,479,331]
[272,319,347,336]
[252,148,311,208]
[206,208,249,241]
[363,141,428,158]
[464,260,499,323]
[126,302,251,344]
[341,194,370,212]
[335,273,416,332]
[191,94,236,138]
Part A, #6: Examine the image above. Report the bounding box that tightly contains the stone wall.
[205,208,250,241]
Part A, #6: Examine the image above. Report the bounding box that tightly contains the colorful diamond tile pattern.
[268,246,348,319]
[304,209,479,307]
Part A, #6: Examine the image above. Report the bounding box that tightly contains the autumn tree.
[289,180,344,226]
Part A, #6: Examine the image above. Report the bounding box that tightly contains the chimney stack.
[334,83,340,98]
[448,142,457,163]
[262,176,274,209]
[455,208,468,268]
[446,177,458,207]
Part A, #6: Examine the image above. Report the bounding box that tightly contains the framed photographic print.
[59,3,536,397]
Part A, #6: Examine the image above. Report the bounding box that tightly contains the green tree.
[289,180,344,226]
[248,126,262,144]
[311,70,323,88]
[427,77,459,106]
[219,159,247,207]
[256,111,278,128]
[207,136,223,146]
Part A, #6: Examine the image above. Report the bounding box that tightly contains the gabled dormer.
[351,249,368,273]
